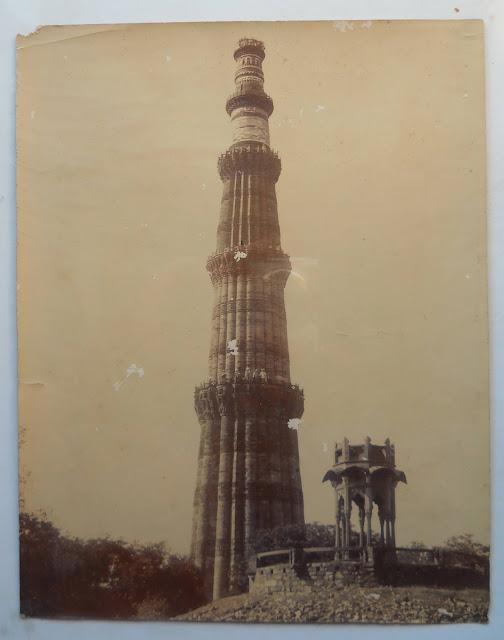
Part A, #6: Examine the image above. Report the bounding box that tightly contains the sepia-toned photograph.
[17,20,489,623]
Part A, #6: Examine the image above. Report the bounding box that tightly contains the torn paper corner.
[16,25,46,41]
[16,24,127,50]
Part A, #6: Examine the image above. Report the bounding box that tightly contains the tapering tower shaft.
[191,38,305,601]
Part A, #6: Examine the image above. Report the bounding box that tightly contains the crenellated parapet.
[233,38,266,61]
[194,381,304,424]
[225,90,274,118]
[206,246,291,285]
[218,145,281,182]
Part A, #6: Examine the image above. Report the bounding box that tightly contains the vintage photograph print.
[17,20,489,623]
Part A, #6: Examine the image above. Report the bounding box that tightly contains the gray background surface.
[1,1,502,638]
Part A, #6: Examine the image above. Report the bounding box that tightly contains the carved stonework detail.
[218,145,280,181]
[206,248,291,288]
[195,381,304,421]
[194,384,219,424]
[323,438,406,554]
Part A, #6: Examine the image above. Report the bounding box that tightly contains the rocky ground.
[176,585,489,624]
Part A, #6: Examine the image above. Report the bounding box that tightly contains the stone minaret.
[191,38,305,601]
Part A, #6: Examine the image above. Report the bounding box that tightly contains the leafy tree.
[254,522,336,552]
[19,511,207,619]
[443,533,489,559]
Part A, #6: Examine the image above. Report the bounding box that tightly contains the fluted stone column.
[365,486,373,547]
[229,411,245,593]
[208,287,219,381]
[269,415,284,528]
[204,416,221,592]
[213,400,234,600]
[244,406,258,564]
[217,273,229,378]
[390,487,396,547]
[190,424,205,562]
[335,494,341,557]
[235,272,246,373]
[245,273,255,370]
[225,276,237,379]
[358,507,365,548]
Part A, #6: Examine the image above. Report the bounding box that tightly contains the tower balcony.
[225,89,274,117]
[194,379,304,424]
[217,144,281,181]
[205,245,291,286]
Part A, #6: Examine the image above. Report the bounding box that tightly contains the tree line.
[19,512,207,619]
[20,513,489,619]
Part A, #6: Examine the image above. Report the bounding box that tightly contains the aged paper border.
[1,1,503,638]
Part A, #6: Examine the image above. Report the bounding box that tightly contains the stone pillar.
[216,176,233,252]
[234,271,246,375]
[230,171,240,248]
[335,493,341,559]
[258,173,268,243]
[343,483,351,558]
[243,402,257,566]
[341,512,347,549]
[191,387,221,598]
[270,275,281,380]
[280,419,293,525]
[277,286,290,381]
[358,506,365,548]
[238,172,246,245]
[225,275,237,379]
[263,275,275,376]
[245,274,255,370]
[203,413,221,596]
[365,485,373,547]
[344,509,351,558]
[257,411,270,530]
[229,411,245,593]
[254,276,266,371]
[217,273,229,378]
[213,395,234,600]
[269,413,284,528]
[190,419,205,562]
[208,284,221,381]
[288,427,304,525]
[385,479,393,547]
[390,487,396,547]
[378,508,385,545]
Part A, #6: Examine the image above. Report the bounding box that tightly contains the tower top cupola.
[226,37,273,147]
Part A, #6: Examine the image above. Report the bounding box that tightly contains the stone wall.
[249,549,489,593]
[249,561,377,595]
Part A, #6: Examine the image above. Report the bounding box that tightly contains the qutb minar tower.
[191,38,305,601]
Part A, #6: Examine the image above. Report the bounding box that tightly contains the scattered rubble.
[175,585,489,624]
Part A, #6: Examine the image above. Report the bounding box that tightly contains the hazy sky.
[17,20,488,553]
